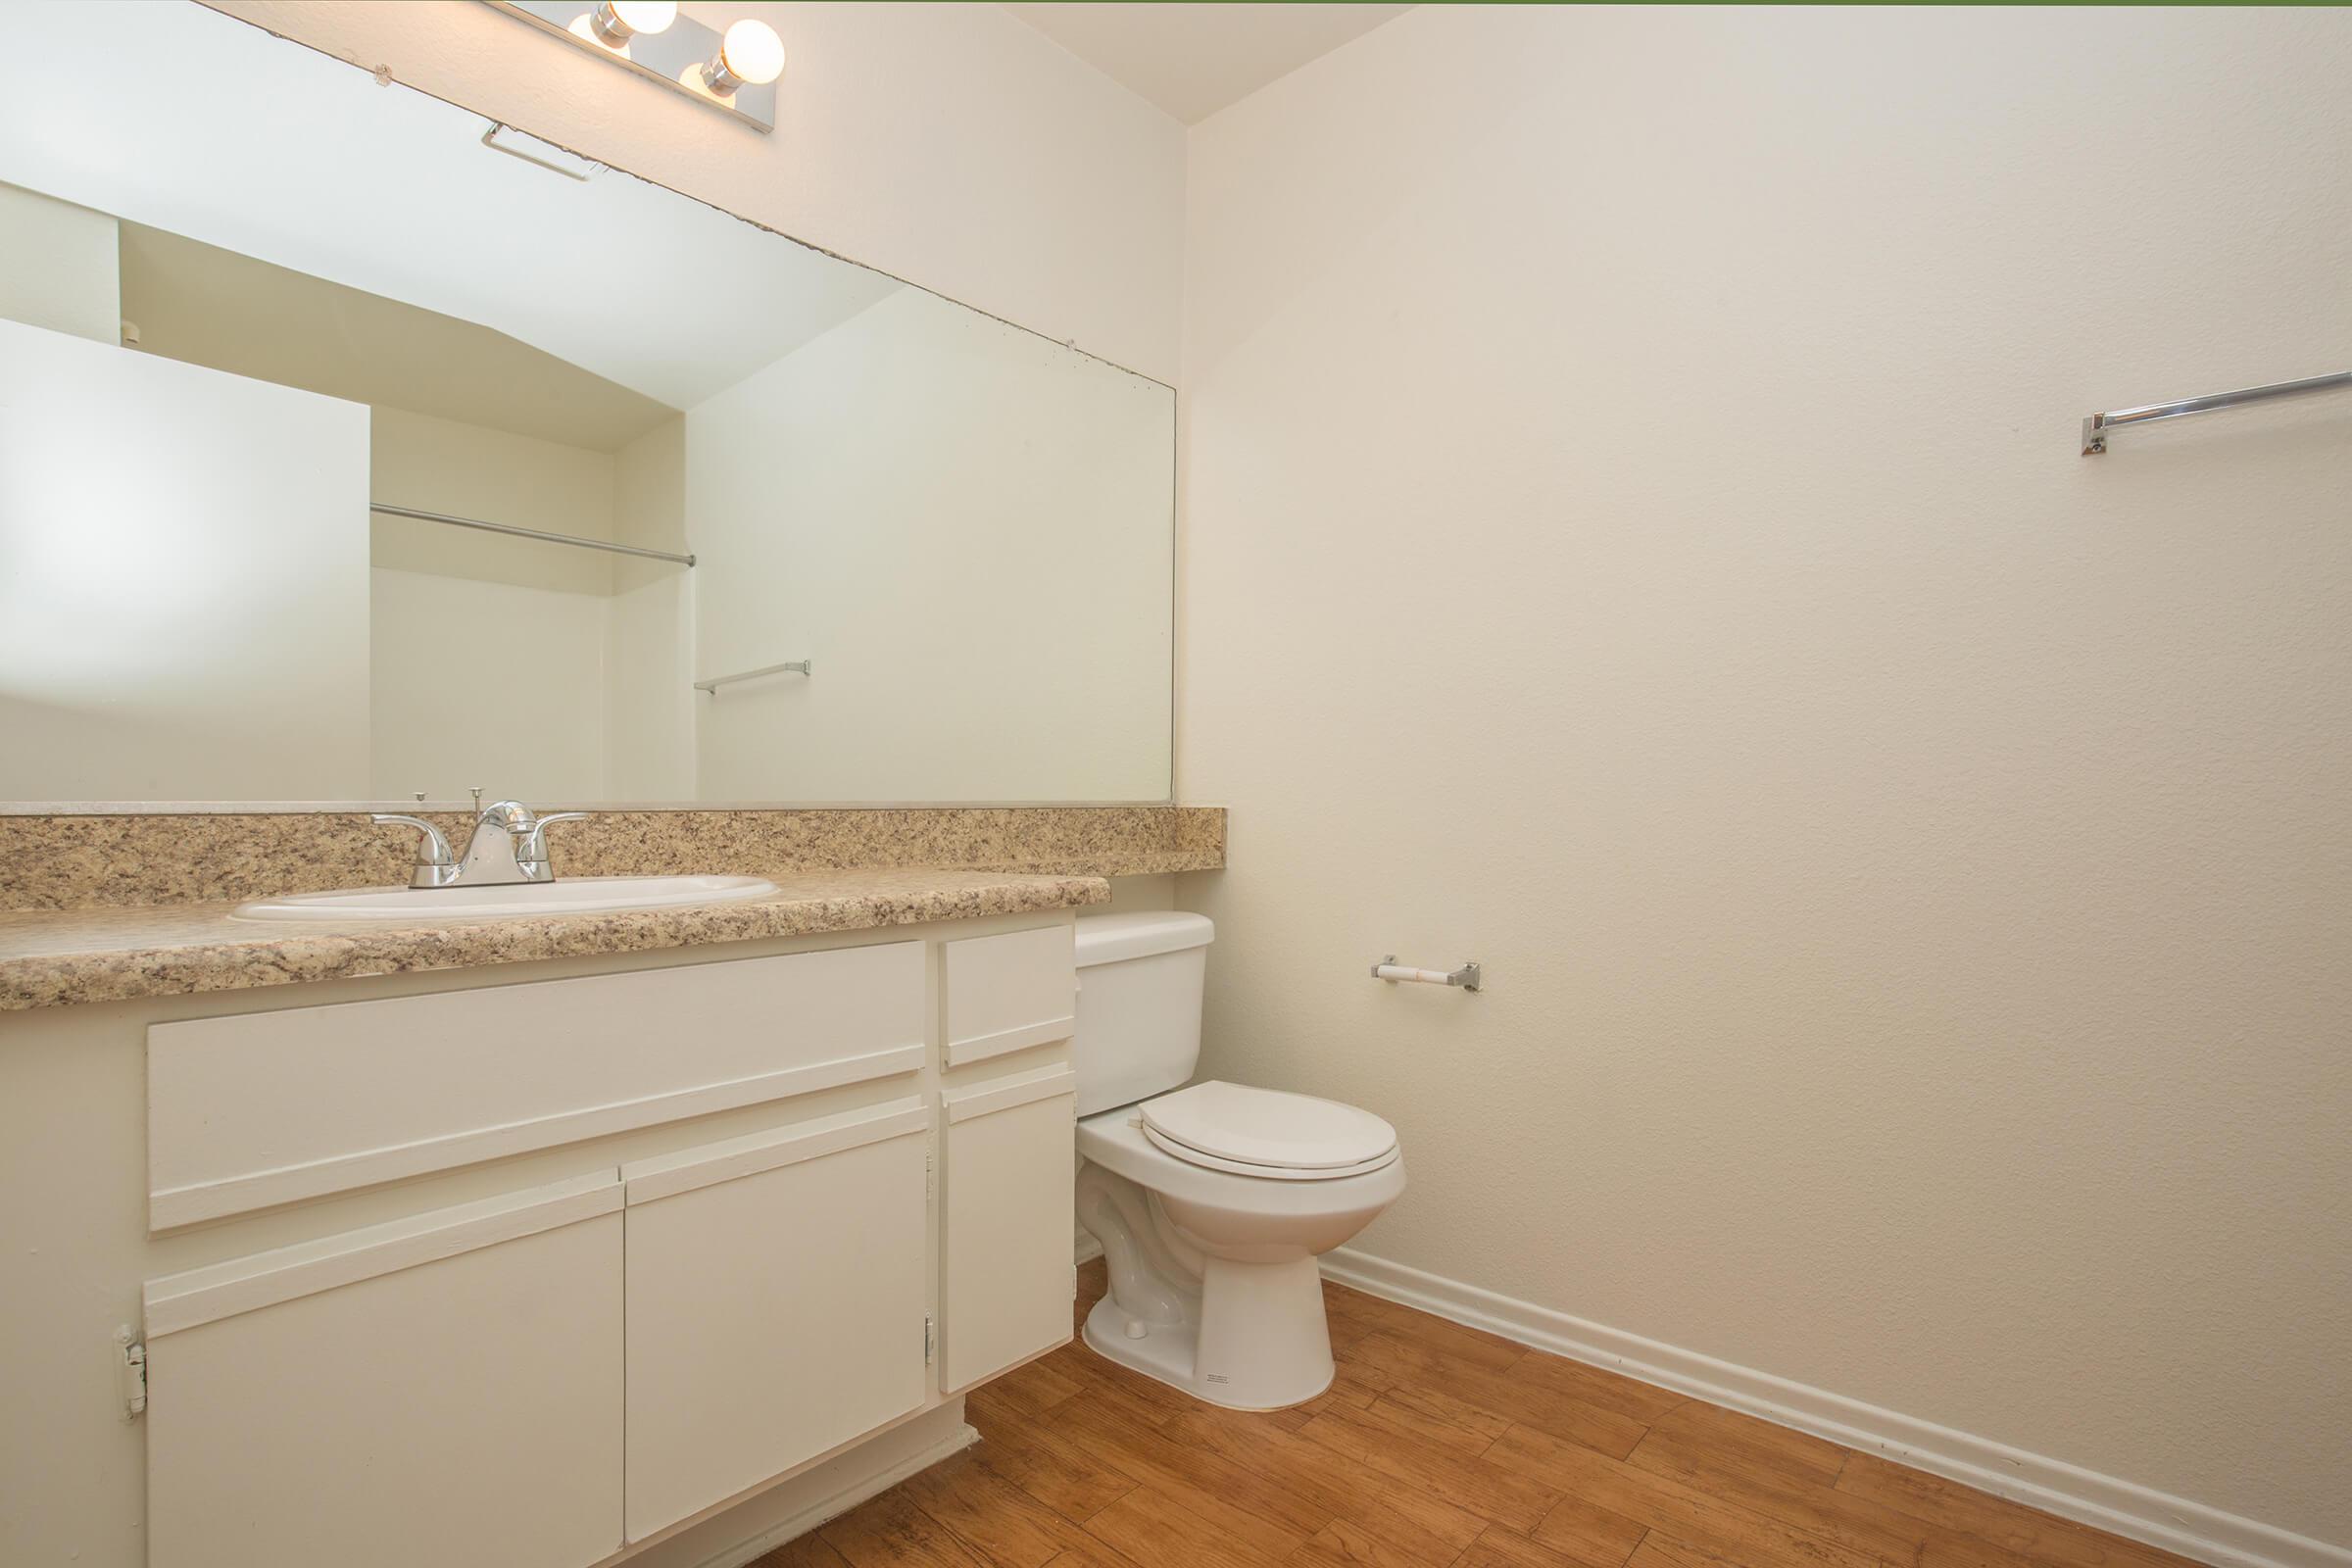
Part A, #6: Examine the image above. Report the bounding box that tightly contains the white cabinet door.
[942,925,1076,1066]
[143,1173,624,1568]
[940,1065,1078,1392]
[621,1100,931,1542]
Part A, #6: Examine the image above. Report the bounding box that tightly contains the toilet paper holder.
[1371,956,1483,992]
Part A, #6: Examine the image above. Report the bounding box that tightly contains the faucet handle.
[370,813,456,882]
[516,812,591,878]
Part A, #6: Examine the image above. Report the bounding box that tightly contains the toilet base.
[1082,1253,1336,1412]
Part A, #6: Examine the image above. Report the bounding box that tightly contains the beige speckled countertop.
[0,867,1108,1011]
[0,806,1223,910]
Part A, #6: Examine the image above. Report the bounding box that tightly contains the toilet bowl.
[1068,913,1405,1410]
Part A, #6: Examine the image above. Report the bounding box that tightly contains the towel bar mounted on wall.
[2080,369,2351,455]
[1371,956,1482,992]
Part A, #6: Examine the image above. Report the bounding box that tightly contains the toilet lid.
[1141,1081,1397,1172]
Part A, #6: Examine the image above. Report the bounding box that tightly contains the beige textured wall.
[1175,4,2352,1552]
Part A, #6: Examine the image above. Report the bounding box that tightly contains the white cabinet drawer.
[939,1065,1077,1392]
[621,1101,930,1541]
[144,1173,624,1568]
[941,924,1075,1067]
[149,942,924,1228]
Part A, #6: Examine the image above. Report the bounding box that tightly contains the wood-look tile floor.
[757,1260,2206,1568]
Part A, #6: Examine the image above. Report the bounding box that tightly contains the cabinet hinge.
[924,1315,936,1367]
[925,1148,935,1204]
[117,1326,147,1419]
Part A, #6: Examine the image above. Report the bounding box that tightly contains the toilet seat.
[1141,1126,1402,1180]
[1079,1105,1407,1212]
[1140,1081,1398,1181]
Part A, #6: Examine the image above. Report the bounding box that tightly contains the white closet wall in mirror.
[0,320,372,800]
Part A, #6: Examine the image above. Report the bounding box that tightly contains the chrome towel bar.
[694,660,812,695]
[1372,956,1482,992]
[2081,369,2350,455]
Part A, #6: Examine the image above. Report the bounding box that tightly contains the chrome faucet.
[371,796,592,889]
[456,799,538,886]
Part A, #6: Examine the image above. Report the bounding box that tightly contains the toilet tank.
[1071,911,1214,1116]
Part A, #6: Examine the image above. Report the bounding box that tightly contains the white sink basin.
[232,874,781,922]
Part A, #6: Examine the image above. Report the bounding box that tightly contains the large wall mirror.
[0,2,1174,807]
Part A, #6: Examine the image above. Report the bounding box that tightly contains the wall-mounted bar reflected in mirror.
[695,662,813,696]
[370,504,695,567]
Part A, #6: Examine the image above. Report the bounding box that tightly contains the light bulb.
[610,2,676,31]
[587,1,675,48]
[703,18,785,94]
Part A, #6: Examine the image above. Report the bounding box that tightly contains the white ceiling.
[1003,3,1411,124]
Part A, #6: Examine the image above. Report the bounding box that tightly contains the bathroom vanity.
[0,872,1102,1568]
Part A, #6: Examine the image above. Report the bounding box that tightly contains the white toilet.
[1071,911,1405,1410]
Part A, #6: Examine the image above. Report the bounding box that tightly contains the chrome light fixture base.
[483,2,779,133]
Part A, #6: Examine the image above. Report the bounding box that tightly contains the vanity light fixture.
[486,3,781,132]
[702,19,786,96]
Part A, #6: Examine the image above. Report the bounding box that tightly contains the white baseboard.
[1319,1248,2348,1568]
[680,1421,979,1568]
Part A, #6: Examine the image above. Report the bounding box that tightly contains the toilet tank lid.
[1074,910,1214,967]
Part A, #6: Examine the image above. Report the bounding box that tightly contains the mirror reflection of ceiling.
[120,224,678,453]
[0,0,900,412]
